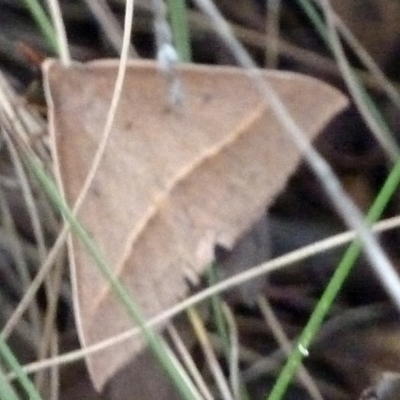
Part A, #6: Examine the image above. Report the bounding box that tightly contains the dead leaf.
[43,59,348,390]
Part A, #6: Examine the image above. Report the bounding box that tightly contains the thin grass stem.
[24,154,198,400]
[168,0,192,61]
[0,367,20,400]
[0,335,43,400]
[12,214,400,379]
[21,0,58,53]
[267,143,400,400]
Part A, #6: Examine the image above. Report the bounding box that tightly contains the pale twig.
[2,109,64,389]
[83,0,138,57]
[0,24,66,374]
[47,0,135,217]
[45,0,70,64]
[0,71,48,162]
[0,188,42,341]
[318,0,399,161]
[312,0,400,111]
[0,289,37,351]
[244,302,388,383]
[42,0,135,355]
[2,130,47,263]
[1,222,67,339]
[192,0,400,311]
[0,92,58,370]
[167,324,214,400]
[188,308,234,400]
[34,259,63,393]
[3,129,59,392]
[130,2,400,94]
[48,333,59,400]
[265,0,281,68]
[5,140,61,389]
[10,214,400,378]
[1,0,133,354]
[209,332,262,365]
[221,304,240,399]
[257,297,324,400]
[161,336,204,400]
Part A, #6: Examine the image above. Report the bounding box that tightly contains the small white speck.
[298,344,309,357]
[157,44,179,73]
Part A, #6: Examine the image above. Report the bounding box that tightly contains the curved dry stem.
[221,303,240,399]
[167,324,214,400]
[257,297,323,400]
[313,0,400,111]
[11,214,400,378]
[192,0,400,311]
[318,0,399,161]
[188,307,234,400]
[83,0,138,57]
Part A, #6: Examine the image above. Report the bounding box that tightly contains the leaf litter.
[3,1,400,398]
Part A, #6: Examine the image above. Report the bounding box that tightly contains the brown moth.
[43,59,348,390]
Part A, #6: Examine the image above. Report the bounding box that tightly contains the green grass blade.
[20,0,58,54]
[295,0,329,45]
[266,3,400,398]
[207,266,251,400]
[295,0,395,146]
[0,335,43,400]
[207,266,230,355]
[168,0,192,62]
[23,155,198,400]
[0,366,21,400]
[267,154,400,400]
